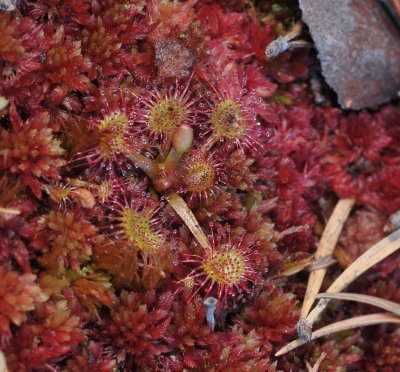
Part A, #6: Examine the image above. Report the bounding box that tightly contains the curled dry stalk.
[300,198,355,318]
[305,228,400,326]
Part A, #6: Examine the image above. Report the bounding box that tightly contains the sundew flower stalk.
[0,1,400,371]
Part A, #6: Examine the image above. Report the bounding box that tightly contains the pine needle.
[0,349,8,372]
[305,229,400,328]
[316,292,400,317]
[276,313,400,356]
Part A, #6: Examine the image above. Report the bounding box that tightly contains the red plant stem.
[127,150,158,178]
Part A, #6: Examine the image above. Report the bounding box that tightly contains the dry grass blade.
[276,312,400,356]
[277,255,336,279]
[316,292,400,317]
[300,198,355,319]
[0,207,20,215]
[306,351,327,372]
[166,191,210,249]
[279,255,314,277]
[0,350,8,372]
[305,229,400,326]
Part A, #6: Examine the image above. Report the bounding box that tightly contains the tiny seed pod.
[0,0,17,11]
[265,22,305,58]
[0,96,9,111]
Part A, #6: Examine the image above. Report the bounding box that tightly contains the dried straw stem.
[300,198,355,319]
[0,350,8,372]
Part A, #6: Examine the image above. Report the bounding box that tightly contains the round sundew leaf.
[211,99,247,140]
[202,249,246,286]
[98,112,131,159]
[183,157,216,194]
[98,111,130,132]
[119,207,164,255]
[182,232,264,308]
[177,150,226,201]
[148,97,188,137]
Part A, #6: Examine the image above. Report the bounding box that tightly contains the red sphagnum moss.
[0,0,399,370]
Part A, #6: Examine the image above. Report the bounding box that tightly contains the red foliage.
[0,177,36,272]
[337,208,385,267]
[0,268,48,346]
[0,13,26,63]
[5,325,71,372]
[239,286,299,344]
[63,341,116,372]
[106,290,175,366]
[1,0,399,370]
[147,0,198,40]
[164,289,211,370]
[0,110,65,198]
[205,328,276,372]
[322,109,395,199]
[302,332,363,372]
[32,207,100,272]
[42,25,92,103]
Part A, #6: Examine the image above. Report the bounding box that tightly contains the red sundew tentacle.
[187,276,210,304]
[183,254,206,261]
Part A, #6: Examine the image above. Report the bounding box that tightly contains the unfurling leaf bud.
[172,124,193,154]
